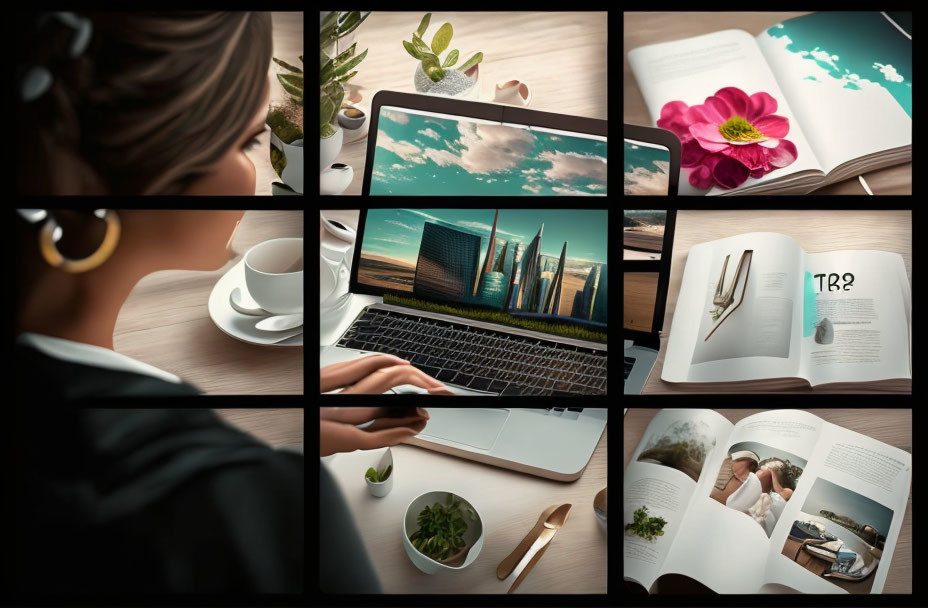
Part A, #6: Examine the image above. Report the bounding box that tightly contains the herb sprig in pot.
[409,493,476,562]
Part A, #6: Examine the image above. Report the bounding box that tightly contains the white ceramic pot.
[319,125,343,172]
[402,490,484,574]
[365,447,394,498]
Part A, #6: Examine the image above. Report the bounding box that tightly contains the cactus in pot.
[403,13,483,97]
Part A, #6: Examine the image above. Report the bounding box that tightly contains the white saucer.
[208,259,303,347]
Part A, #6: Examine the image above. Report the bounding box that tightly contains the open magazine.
[624,408,911,593]
[627,12,911,195]
[661,232,911,390]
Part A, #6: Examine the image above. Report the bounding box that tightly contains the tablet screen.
[624,138,670,195]
[369,106,607,196]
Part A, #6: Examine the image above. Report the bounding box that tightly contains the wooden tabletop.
[328,11,608,195]
[640,209,911,394]
[623,408,912,594]
[623,12,912,195]
[321,417,607,593]
[246,11,303,195]
[214,408,304,453]
[113,210,303,395]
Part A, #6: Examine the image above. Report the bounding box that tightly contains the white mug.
[244,238,303,314]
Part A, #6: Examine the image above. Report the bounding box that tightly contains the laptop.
[320,208,608,396]
[623,209,675,394]
[403,407,607,481]
[624,124,681,195]
[362,91,607,196]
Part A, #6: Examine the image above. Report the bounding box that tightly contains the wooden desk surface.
[623,12,912,195]
[640,209,911,394]
[113,210,303,395]
[214,408,304,453]
[623,408,912,594]
[322,416,607,593]
[329,11,608,195]
[246,11,303,196]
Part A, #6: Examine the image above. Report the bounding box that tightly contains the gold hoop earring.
[39,209,120,273]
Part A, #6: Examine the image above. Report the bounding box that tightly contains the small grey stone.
[414,63,477,96]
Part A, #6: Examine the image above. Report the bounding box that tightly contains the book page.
[756,12,911,174]
[798,251,910,386]
[627,29,823,195]
[663,409,823,593]
[662,233,804,383]
[764,422,911,593]
[623,409,732,591]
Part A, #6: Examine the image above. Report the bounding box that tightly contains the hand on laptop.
[320,354,455,395]
[320,406,430,456]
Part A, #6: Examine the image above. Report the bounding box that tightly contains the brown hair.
[16,12,272,195]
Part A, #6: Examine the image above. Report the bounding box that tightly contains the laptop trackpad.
[420,408,509,450]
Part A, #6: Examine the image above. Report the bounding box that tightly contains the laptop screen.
[624,138,670,195]
[624,210,667,261]
[355,208,607,343]
[369,106,608,196]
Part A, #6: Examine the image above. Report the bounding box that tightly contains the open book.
[662,232,911,390]
[624,408,911,593]
[627,12,911,195]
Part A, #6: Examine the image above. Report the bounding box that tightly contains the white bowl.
[365,447,394,498]
[402,491,484,574]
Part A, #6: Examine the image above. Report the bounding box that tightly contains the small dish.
[338,106,366,130]
[207,258,302,346]
[365,447,394,498]
[402,490,484,574]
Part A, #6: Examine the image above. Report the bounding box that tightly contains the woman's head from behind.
[16,12,272,195]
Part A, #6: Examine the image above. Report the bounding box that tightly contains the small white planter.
[319,125,342,173]
[269,130,304,194]
[365,447,394,498]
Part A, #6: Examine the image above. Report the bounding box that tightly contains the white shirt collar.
[17,332,183,384]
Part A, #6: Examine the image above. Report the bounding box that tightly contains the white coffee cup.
[244,238,303,314]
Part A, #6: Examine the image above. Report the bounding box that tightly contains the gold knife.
[507,503,571,593]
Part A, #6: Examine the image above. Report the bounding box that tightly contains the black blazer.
[11,407,304,594]
[15,342,201,398]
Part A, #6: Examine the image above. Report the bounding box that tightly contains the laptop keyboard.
[624,356,636,380]
[337,308,607,395]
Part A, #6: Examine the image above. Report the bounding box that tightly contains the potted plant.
[320,11,369,172]
[267,56,304,194]
[403,13,483,99]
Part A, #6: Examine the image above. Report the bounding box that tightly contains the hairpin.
[20,12,93,103]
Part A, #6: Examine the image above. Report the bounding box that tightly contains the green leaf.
[319,122,336,139]
[280,73,303,92]
[403,40,423,60]
[442,49,459,68]
[320,58,335,85]
[416,13,431,38]
[320,12,339,44]
[380,465,392,480]
[333,42,357,66]
[333,48,368,78]
[336,11,360,36]
[457,52,483,73]
[336,11,370,38]
[420,54,445,82]
[412,32,431,55]
[447,494,453,505]
[273,57,303,74]
[431,23,453,55]
[278,73,303,98]
[365,467,377,481]
[336,70,357,83]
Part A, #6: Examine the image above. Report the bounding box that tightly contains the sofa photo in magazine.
[624,408,911,593]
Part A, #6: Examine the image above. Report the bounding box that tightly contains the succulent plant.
[320,11,370,139]
[402,13,483,83]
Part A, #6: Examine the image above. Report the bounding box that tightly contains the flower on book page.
[657,87,798,190]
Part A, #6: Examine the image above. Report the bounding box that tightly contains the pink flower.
[657,87,798,190]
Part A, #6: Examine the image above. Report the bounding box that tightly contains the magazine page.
[764,422,911,593]
[798,251,911,386]
[661,409,824,593]
[623,409,732,591]
[756,12,911,175]
[627,29,823,195]
[662,232,804,383]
